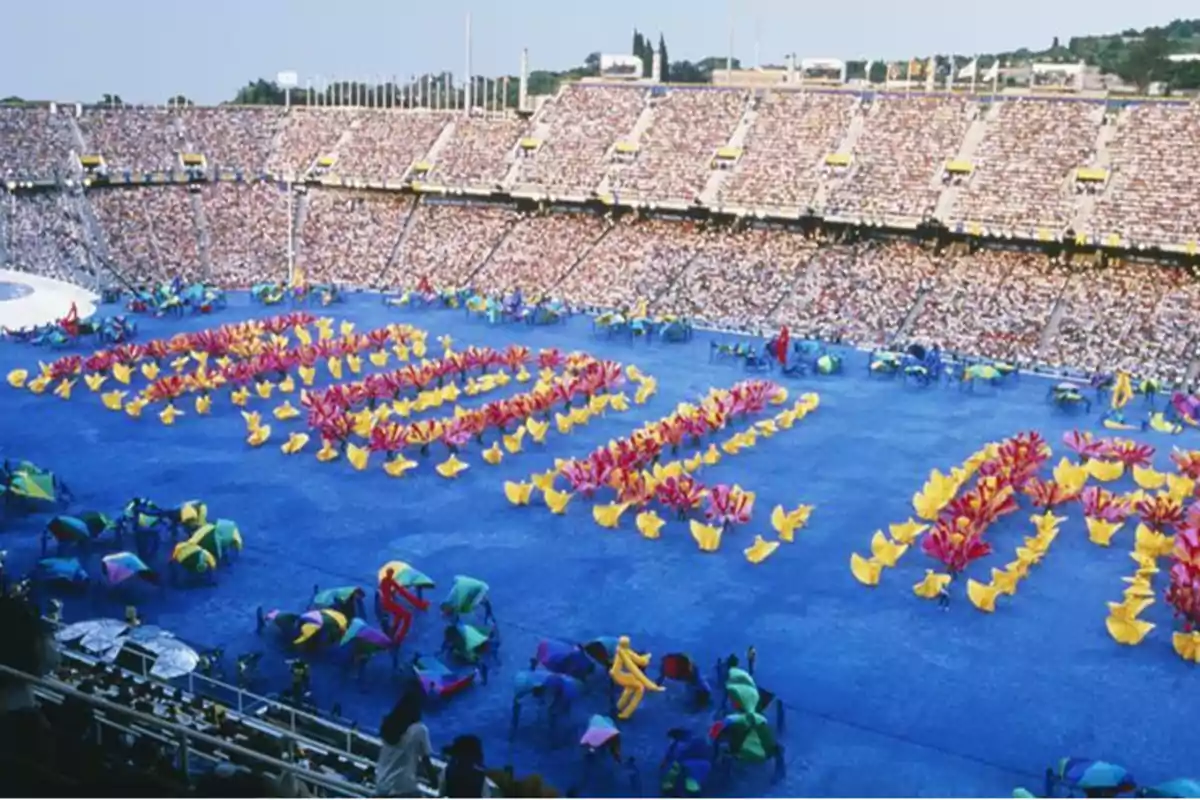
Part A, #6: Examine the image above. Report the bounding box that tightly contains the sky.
[2,0,1196,104]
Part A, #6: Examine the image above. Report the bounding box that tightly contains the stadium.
[2,14,1200,799]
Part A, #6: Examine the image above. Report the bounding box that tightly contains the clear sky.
[2,0,1194,104]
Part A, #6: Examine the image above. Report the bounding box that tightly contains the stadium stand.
[826,95,974,221]
[2,86,1199,385]
[0,105,76,181]
[78,107,185,174]
[717,90,856,211]
[948,98,1102,233]
[1087,102,1200,249]
[612,87,747,203]
[514,84,646,195]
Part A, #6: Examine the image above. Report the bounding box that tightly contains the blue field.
[1,293,1197,797]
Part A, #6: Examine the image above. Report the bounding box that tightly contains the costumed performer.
[609,635,663,720]
[379,566,430,644]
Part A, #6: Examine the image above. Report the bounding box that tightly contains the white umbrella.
[56,618,127,645]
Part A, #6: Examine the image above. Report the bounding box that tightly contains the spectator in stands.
[265,736,314,798]
[376,689,433,797]
[0,595,60,779]
[440,734,490,798]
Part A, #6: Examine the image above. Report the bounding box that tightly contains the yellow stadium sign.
[411,161,431,174]
[79,154,105,169]
[519,138,542,151]
[824,153,851,167]
[180,153,206,167]
[714,146,743,160]
[316,155,337,168]
[614,141,639,155]
[1075,167,1108,182]
[945,160,973,175]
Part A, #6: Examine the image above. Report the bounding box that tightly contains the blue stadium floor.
[1,292,1197,797]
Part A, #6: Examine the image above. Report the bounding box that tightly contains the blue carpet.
[0,281,35,301]
[1,293,1197,797]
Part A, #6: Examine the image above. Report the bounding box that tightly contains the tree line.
[1,16,1198,107]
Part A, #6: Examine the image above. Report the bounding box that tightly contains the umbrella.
[79,511,113,537]
[295,609,347,646]
[712,713,776,763]
[580,715,621,759]
[32,557,88,584]
[662,730,714,796]
[1140,779,1200,798]
[450,622,492,661]
[442,575,489,615]
[101,552,157,586]
[148,640,200,680]
[56,618,128,645]
[188,520,241,560]
[47,516,91,545]
[98,624,172,664]
[312,586,362,609]
[1056,759,1136,793]
[171,541,217,573]
[413,655,476,698]
[378,561,434,590]
[968,364,1001,381]
[339,617,392,653]
[9,472,56,502]
[535,639,596,680]
[178,500,208,528]
[514,670,582,703]
[582,637,620,668]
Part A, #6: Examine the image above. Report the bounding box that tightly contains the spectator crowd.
[2,89,1199,382]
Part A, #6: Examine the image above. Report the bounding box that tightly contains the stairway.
[503,100,559,189]
[265,111,292,176]
[288,189,310,281]
[464,215,520,283]
[550,221,615,291]
[763,254,816,322]
[596,92,658,198]
[835,101,868,155]
[65,115,88,181]
[0,198,9,267]
[896,291,930,339]
[74,191,112,266]
[699,97,758,206]
[813,99,868,211]
[377,197,423,285]
[189,191,213,280]
[1184,342,1200,387]
[412,118,458,179]
[650,247,704,306]
[1036,274,1074,361]
[1069,108,1123,232]
[933,104,991,220]
[314,127,356,180]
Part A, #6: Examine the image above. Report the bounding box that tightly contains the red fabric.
[59,302,80,336]
[775,326,790,365]
[379,573,430,644]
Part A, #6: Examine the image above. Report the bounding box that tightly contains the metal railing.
[1,660,371,797]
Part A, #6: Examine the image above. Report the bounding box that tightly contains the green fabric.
[458,623,489,655]
[445,576,489,613]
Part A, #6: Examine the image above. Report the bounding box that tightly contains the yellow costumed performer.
[609,636,664,720]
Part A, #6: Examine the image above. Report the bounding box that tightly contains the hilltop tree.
[1118,29,1170,90]
[658,34,670,81]
[231,79,285,105]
